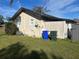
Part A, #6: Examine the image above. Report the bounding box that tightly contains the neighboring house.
[10,7,76,39]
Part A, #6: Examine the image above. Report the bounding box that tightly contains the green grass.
[0,27,79,59]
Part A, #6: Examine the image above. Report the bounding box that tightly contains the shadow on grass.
[0,34,6,36]
[51,54,63,59]
[0,42,63,59]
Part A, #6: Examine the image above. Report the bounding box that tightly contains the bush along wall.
[5,22,18,35]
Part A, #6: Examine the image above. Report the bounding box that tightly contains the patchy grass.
[0,27,79,59]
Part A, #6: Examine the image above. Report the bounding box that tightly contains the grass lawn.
[0,27,79,59]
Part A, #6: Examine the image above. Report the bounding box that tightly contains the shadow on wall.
[0,42,63,59]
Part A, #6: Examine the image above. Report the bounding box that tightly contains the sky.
[0,0,79,19]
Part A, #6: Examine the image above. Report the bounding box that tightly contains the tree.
[9,0,33,6]
[0,15,4,25]
[6,17,11,22]
[9,0,21,6]
[9,0,50,14]
[32,0,50,15]
[9,0,49,6]
[0,15,3,20]
[32,6,49,15]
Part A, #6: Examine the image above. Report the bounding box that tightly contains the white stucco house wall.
[10,7,76,39]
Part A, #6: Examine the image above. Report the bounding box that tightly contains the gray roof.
[10,7,76,23]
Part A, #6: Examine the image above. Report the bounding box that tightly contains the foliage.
[0,15,3,19]
[5,22,18,35]
[6,17,11,22]
[0,15,4,25]
[32,0,50,14]
[33,6,48,15]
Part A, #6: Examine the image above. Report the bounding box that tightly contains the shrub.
[5,22,18,35]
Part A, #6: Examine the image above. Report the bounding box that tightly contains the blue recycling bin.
[42,31,48,40]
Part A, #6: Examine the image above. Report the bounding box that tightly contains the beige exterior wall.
[15,12,68,39]
[17,12,45,37]
[45,21,68,39]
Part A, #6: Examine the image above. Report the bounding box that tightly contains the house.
[10,7,76,39]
